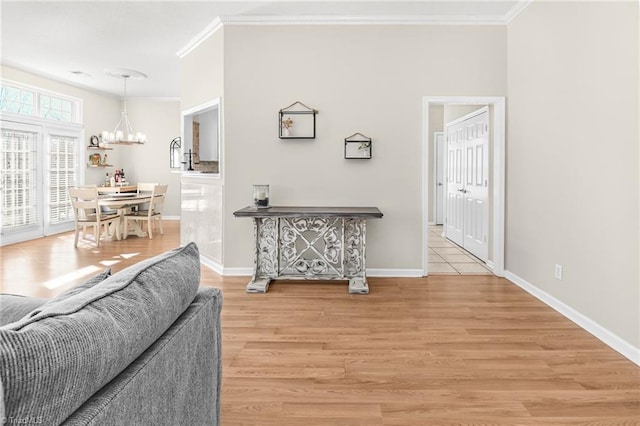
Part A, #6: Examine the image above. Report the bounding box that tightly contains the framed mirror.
[181,98,221,174]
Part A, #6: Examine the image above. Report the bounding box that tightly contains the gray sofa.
[0,243,222,425]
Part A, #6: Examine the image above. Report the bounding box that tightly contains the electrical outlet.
[554,264,563,280]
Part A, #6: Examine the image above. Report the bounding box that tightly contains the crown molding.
[176,1,534,57]
[220,14,507,26]
[504,0,535,23]
[176,17,223,59]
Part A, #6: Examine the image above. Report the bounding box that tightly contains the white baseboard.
[505,270,640,366]
[367,268,423,277]
[222,267,254,276]
[198,262,423,279]
[162,216,180,220]
[427,221,436,226]
[199,255,224,275]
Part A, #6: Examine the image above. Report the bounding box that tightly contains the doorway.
[422,97,505,277]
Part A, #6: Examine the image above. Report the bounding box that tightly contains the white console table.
[233,206,383,294]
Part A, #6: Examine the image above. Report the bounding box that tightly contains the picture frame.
[344,132,372,159]
[279,101,318,139]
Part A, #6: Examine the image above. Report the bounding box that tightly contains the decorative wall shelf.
[87,146,113,151]
[104,141,144,146]
[344,132,372,159]
[87,164,114,168]
[279,101,318,139]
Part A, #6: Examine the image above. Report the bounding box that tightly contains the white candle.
[128,133,134,141]
[116,130,123,141]
[101,130,109,141]
[257,191,266,201]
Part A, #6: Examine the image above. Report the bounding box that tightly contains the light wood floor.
[2,222,639,425]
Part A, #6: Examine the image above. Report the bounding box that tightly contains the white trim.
[367,269,423,277]
[220,15,507,26]
[162,216,180,221]
[422,96,506,277]
[182,98,221,117]
[198,264,423,279]
[427,221,436,226]
[176,17,223,58]
[222,267,254,276]
[176,0,534,59]
[504,0,535,24]
[505,270,640,366]
[126,97,180,102]
[199,254,224,276]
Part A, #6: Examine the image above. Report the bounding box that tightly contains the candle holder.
[252,184,270,209]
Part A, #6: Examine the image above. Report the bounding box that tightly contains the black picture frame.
[344,132,372,159]
[279,101,318,139]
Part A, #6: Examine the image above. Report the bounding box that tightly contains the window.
[1,80,83,244]
[170,136,181,169]
[0,81,80,124]
[1,127,39,231]
[48,133,78,224]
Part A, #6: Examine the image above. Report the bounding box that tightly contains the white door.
[444,108,489,262]
[445,126,464,246]
[435,132,445,225]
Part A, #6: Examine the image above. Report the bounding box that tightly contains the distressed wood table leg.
[345,218,369,294]
[246,217,278,293]
[348,277,369,294]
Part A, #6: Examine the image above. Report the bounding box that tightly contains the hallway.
[428,225,492,275]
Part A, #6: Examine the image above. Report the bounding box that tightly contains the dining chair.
[123,184,168,239]
[137,182,159,194]
[69,187,121,247]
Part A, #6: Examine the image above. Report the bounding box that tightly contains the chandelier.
[101,69,147,144]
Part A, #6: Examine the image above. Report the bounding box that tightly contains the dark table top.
[233,206,383,218]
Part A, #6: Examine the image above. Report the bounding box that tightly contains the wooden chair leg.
[158,217,164,235]
[74,224,80,247]
[123,218,129,239]
[148,219,153,239]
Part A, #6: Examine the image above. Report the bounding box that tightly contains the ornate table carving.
[233,206,383,294]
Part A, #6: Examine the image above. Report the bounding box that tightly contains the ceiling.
[0,1,528,98]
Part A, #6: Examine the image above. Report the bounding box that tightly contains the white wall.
[222,24,507,269]
[507,1,639,348]
[120,99,182,217]
[197,108,218,161]
[180,28,225,263]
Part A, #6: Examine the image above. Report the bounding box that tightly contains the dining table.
[98,193,152,239]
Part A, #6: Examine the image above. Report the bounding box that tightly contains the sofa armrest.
[62,287,223,426]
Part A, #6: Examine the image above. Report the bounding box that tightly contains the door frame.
[432,131,444,225]
[422,96,505,277]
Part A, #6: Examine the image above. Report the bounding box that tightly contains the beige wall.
[222,24,507,269]
[121,99,182,217]
[180,28,224,112]
[180,29,225,263]
[507,1,639,347]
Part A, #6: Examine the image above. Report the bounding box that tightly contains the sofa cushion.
[0,242,201,425]
[51,267,112,302]
[0,268,112,328]
[0,295,47,327]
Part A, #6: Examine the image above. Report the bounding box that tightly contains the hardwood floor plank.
[2,223,639,425]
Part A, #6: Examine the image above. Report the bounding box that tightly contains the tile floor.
[428,225,492,275]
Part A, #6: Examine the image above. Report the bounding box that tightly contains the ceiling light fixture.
[101,69,147,144]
